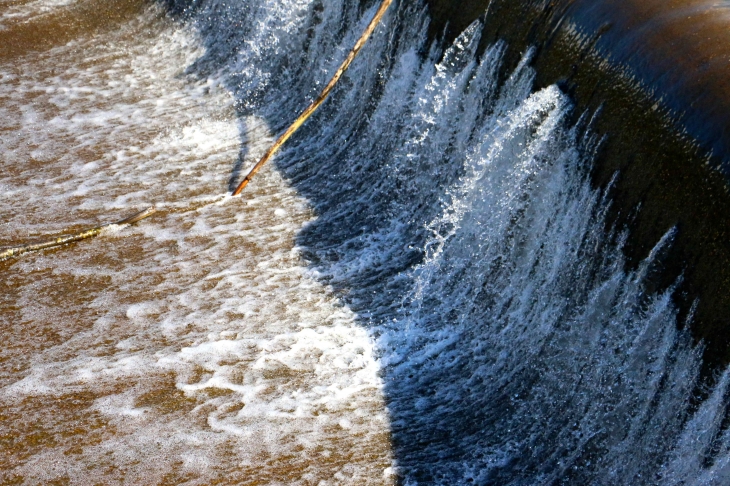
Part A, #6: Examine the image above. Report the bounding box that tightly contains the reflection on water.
[0,2,393,484]
[561,0,730,167]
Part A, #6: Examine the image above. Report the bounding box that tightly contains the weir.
[428,0,730,370]
[427,0,730,164]
[3,0,730,483]
[163,0,730,481]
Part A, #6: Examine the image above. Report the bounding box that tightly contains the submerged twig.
[231,0,394,196]
[0,207,156,262]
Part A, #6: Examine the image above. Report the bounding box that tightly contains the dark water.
[427,0,730,372]
[164,0,730,483]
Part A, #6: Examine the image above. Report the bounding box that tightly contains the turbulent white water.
[163,0,730,483]
[0,3,391,484]
[3,0,730,483]
[0,0,79,26]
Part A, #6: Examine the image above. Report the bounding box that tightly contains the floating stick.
[231,0,394,196]
[3,0,392,261]
[0,207,156,262]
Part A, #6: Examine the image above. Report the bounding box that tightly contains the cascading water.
[165,0,730,482]
[4,0,730,483]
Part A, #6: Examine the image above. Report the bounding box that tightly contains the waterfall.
[166,0,730,483]
[3,0,730,483]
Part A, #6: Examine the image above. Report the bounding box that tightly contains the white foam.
[0,3,392,484]
[8,0,729,483]
[0,0,79,26]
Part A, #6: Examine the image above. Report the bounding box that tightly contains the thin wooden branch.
[231,0,394,196]
[2,1,392,261]
[0,207,156,262]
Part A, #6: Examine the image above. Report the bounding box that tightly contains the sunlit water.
[0,2,392,484]
[3,0,730,484]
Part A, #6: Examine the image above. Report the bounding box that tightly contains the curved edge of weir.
[156,0,730,482]
[428,0,730,371]
[160,0,730,369]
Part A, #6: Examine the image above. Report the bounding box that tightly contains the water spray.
[1,0,393,262]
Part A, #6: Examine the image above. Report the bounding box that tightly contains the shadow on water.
[161,0,730,482]
[227,122,252,192]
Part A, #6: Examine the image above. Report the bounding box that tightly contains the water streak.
[0,3,391,483]
[170,0,730,483]
[4,0,730,483]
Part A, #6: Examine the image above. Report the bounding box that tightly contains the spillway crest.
[3,0,730,484]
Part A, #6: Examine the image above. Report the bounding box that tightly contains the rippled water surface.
[0,2,392,484]
[3,0,730,484]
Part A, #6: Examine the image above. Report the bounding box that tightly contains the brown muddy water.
[0,1,393,483]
